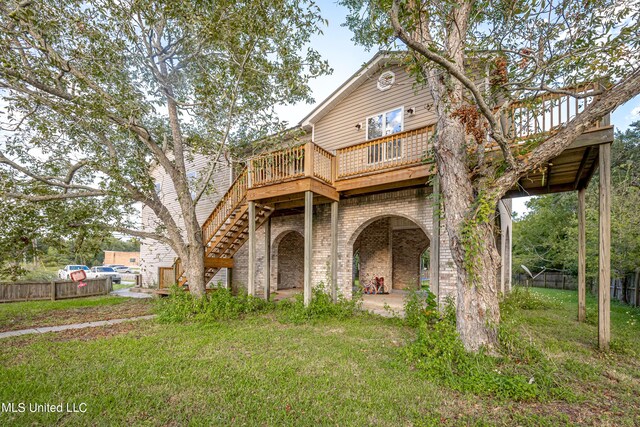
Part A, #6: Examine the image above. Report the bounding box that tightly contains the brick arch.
[347,212,432,247]
[272,230,304,290]
[345,213,431,294]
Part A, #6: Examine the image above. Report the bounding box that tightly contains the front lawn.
[0,296,153,332]
[0,288,639,426]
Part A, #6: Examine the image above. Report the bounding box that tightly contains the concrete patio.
[270,287,406,317]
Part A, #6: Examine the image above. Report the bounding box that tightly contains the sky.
[275,2,640,217]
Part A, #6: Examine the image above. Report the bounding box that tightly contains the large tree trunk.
[454,222,501,352]
[185,242,207,298]
[435,110,501,352]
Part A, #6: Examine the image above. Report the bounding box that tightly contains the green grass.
[0,288,639,426]
[0,296,147,331]
[112,282,134,291]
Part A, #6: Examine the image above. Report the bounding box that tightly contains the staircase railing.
[201,169,249,246]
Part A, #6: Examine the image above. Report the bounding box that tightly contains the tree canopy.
[0,0,330,293]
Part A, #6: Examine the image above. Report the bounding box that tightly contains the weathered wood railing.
[202,169,249,245]
[251,144,306,187]
[335,125,435,179]
[508,83,602,140]
[312,144,334,184]
[250,141,336,187]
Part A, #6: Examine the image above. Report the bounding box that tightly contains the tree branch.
[390,0,518,169]
[0,151,102,192]
[3,190,106,201]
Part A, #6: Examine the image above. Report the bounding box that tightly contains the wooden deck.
[246,128,612,207]
[246,83,612,205]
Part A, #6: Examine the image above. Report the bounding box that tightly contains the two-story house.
[140,51,612,306]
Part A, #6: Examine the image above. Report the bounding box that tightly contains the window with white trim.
[366,107,404,163]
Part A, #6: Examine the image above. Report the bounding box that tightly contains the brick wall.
[233,187,459,302]
[392,229,429,290]
[276,231,304,289]
[353,218,392,288]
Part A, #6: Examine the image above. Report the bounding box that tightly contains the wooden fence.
[610,271,640,307]
[158,267,175,289]
[0,278,112,303]
[513,269,640,307]
[513,272,578,290]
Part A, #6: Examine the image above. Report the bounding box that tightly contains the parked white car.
[104,264,133,274]
[87,266,122,284]
[58,265,89,280]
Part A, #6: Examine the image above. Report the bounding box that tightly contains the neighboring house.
[140,51,612,303]
[103,251,141,266]
[140,153,233,288]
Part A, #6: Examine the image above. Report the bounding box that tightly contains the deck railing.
[335,125,435,179]
[250,141,335,187]
[250,144,306,187]
[312,144,335,184]
[508,83,601,140]
[240,84,606,189]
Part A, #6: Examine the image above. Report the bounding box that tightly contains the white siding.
[313,64,437,151]
[140,155,232,288]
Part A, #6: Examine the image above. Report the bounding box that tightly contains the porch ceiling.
[505,126,613,198]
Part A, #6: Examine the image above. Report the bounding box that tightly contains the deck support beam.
[304,191,313,306]
[248,201,256,296]
[635,269,640,307]
[598,143,611,351]
[578,187,586,322]
[226,267,233,292]
[430,175,441,304]
[331,200,338,303]
[264,217,271,301]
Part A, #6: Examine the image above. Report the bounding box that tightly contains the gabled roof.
[298,51,404,129]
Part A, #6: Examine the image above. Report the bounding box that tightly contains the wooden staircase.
[171,168,274,288]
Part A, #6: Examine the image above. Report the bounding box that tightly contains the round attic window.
[377,71,395,91]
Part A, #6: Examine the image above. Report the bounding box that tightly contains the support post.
[248,201,256,296]
[430,176,441,303]
[304,191,313,306]
[578,187,586,322]
[599,143,611,351]
[226,268,233,291]
[304,142,314,178]
[331,200,338,303]
[634,269,640,308]
[264,217,271,301]
[50,280,56,301]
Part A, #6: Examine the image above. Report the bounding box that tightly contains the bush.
[155,285,272,323]
[402,294,571,402]
[404,288,441,328]
[500,287,552,317]
[276,283,361,324]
